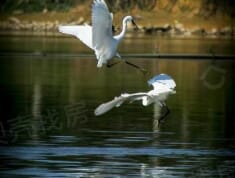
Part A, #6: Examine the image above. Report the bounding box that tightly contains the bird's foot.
[140,68,149,76]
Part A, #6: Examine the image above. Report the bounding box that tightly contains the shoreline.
[0,11,234,37]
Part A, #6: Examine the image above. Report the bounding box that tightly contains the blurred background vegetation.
[0,0,234,31]
[1,0,77,12]
[1,0,234,18]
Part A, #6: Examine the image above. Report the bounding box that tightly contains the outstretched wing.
[92,0,113,50]
[148,74,176,91]
[59,25,93,49]
[94,92,149,116]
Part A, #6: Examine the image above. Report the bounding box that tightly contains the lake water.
[0,33,235,177]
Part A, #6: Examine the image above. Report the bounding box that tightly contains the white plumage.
[94,74,176,116]
[59,0,138,68]
[59,25,92,48]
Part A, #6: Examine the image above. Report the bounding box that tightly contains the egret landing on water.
[94,74,176,126]
[59,0,146,73]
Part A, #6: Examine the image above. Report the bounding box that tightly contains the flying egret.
[59,0,145,72]
[94,74,176,125]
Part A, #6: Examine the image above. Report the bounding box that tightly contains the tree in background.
[1,0,234,19]
[105,0,156,11]
[1,0,74,12]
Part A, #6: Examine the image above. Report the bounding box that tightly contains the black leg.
[124,60,148,75]
[158,103,170,127]
[106,61,121,68]
[107,59,148,75]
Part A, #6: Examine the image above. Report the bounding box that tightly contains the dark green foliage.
[0,0,234,18]
[0,0,75,12]
[105,0,156,11]
[0,0,157,13]
[199,0,235,18]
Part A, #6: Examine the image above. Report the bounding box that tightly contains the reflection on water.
[1,134,235,177]
[0,34,235,177]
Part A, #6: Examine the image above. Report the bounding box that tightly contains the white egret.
[94,74,176,124]
[59,0,145,72]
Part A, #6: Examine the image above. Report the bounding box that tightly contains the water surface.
[0,33,235,177]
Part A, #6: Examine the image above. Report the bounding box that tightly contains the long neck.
[115,19,127,41]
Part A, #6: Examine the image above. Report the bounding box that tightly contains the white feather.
[59,0,136,68]
[95,96,124,116]
[92,0,117,67]
[92,0,113,49]
[58,25,93,49]
[95,93,149,116]
[94,74,176,116]
[148,73,176,91]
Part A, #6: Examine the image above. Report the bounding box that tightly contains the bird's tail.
[97,60,103,68]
